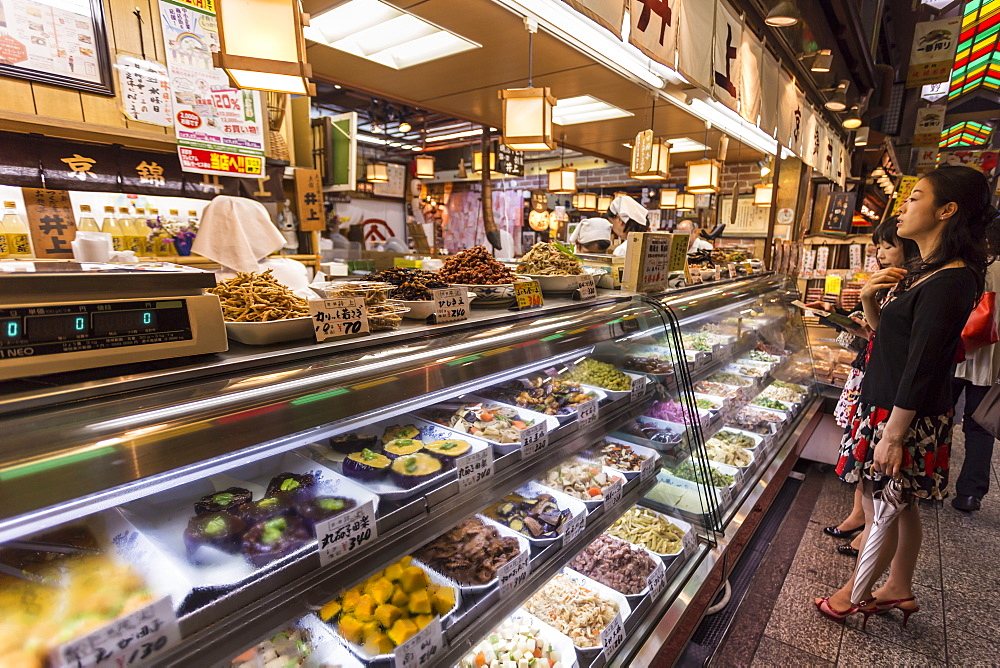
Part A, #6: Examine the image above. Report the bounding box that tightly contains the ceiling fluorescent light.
[667,137,709,153]
[426,128,483,142]
[305,0,481,70]
[666,92,780,156]
[553,95,633,125]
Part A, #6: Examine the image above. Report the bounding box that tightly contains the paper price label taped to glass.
[602,478,623,511]
[562,510,586,543]
[496,548,530,594]
[513,280,544,310]
[719,485,733,508]
[575,274,597,300]
[456,448,493,491]
[309,297,370,343]
[733,467,745,488]
[630,375,646,402]
[316,500,377,567]
[50,596,180,668]
[519,422,548,458]
[600,612,625,659]
[431,287,468,324]
[577,398,599,427]
[394,616,443,668]
[646,560,666,597]
[682,528,697,553]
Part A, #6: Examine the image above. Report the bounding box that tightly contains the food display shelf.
[153,394,659,666]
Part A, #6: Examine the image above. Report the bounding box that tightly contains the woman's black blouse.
[860,267,978,416]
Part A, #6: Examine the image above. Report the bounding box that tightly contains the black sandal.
[837,545,859,558]
[823,524,863,538]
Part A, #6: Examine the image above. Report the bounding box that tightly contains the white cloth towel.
[608,195,649,225]
[192,196,285,273]
[570,217,613,245]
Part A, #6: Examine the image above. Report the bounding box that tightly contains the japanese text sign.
[294,169,325,232]
[22,188,76,258]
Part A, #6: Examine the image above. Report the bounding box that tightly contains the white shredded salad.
[524,573,618,648]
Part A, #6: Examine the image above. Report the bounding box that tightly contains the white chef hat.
[570,217,613,245]
[608,195,649,226]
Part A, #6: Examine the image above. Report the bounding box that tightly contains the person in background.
[607,195,649,257]
[815,165,991,626]
[950,216,1000,512]
[809,219,920,559]
[568,217,613,254]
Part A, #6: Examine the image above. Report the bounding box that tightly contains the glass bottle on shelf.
[159,209,179,256]
[131,208,148,255]
[2,200,32,258]
[102,205,124,251]
[110,207,131,252]
[76,204,100,232]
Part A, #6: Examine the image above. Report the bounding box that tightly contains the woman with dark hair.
[818,217,922,558]
[815,166,992,625]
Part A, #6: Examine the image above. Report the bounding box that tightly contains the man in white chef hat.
[568,217,613,254]
[606,195,649,257]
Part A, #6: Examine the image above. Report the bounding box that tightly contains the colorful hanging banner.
[159,0,265,178]
[907,17,961,87]
[938,149,999,175]
[913,104,946,146]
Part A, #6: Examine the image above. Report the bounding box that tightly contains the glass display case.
[0,275,818,668]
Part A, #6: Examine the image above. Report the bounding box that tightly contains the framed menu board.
[0,0,114,94]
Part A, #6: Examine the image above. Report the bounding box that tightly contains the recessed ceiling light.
[305,0,481,70]
[553,96,633,125]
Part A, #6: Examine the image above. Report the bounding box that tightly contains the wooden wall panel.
[30,84,85,122]
[0,78,35,114]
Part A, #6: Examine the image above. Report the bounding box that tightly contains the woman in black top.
[816,166,993,625]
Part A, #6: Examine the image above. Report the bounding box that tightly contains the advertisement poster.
[0,0,103,83]
[913,104,946,146]
[889,176,919,216]
[914,147,939,174]
[907,17,961,87]
[821,192,857,236]
[159,0,265,178]
[938,149,999,176]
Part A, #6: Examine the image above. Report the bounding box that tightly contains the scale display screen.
[1,300,192,358]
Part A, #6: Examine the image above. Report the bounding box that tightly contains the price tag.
[309,297,370,342]
[600,613,625,659]
[733,467,745,488]
[719,485,732,507]
[577,398,599,427]
[316,500,377,567]
[602,477,623,511]
[640,453,658,481]
[513,280,544,310]
[430,288,468,324]
[496,548,530,594]
[630,375,646,402]
[519,421,548,458]
[562,510,586,543]
[646,560,666,597]
[574,274,597,300]
[393,616,443,668]
[456,448,493,491]
[682,528,697,553]
[50,596,180,668]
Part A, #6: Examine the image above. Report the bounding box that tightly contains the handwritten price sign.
[431,288,468,324]
[316,500,377,566]
[308,297,370,343]
[562,510,586,543]
[577,398,599,427]
[513,280,544,310]
[519,422,548,458]
[575,274,597,300]
[456,448,493,491]
[496,548,530,594]
[646,560,666,597]
[630,375,646,402]
[602,477,623,511]
[394,617,444,668]
[600,613,625,659]
[640,452,659,481]
[50,596,180,668]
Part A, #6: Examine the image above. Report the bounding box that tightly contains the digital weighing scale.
[1,261,228,380]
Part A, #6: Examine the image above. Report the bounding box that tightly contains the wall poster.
[0,0,113,93]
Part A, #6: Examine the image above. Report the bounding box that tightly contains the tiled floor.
[749,427,1000,667]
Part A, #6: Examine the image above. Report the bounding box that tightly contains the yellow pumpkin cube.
[338,615,364,645]
[383,562,404,582]
[365,578,394,605]
[387,618,419,646]
[432,587,456,616]
[407,589,431,615]
[353,594,377,621]
[390,588,410,608]
[363,633,395,656]
[319,599,341,622]
[414,614,434,630]
[374,603,402,629]
[340,589,361,612]
[400,566,429,593]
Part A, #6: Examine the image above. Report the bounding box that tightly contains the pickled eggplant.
[193,487,251,515]
[241,516,311,567]
[184,512,247,559]
[265,473,316,501]
[297,496,356,530]
[240,495,294,525]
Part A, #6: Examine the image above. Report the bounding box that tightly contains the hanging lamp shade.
[598,194,612,211]
[498,87,557,151]
[765,0,800,27]
[414,155,435,179]
[547,167,577,194]
[578,192,597,210]
[686,158,722,194]
[629,131,671,180]
[571,193,582,209]
[212,0,314,95]
[675,192,696,211]
[854,127,870,147]
[472,151,498,175]
[659,189,678,209]
[366,162,389,183]
[753,183,774,207]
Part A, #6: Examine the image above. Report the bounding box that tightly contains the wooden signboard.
[21,188,77,258]
[294,168,326,232]
[622,231,673,293]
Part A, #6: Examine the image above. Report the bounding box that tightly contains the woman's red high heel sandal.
[874,597,921,627]
[814,597,878,629]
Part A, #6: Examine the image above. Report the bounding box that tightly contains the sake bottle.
[76,204,101,232]
[117,207,137,253]
[2,201,32,258]
[103,206,126,251]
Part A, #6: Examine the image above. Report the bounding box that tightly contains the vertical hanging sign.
[913,105,946,146]
[294,168,325,231]
[627,0,678,67]
[712,2,742,112]
[907,17,961,87]
[159,0,265,177]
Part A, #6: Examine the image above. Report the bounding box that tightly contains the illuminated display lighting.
[949,0,1000,99]
[940,120,993,147]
